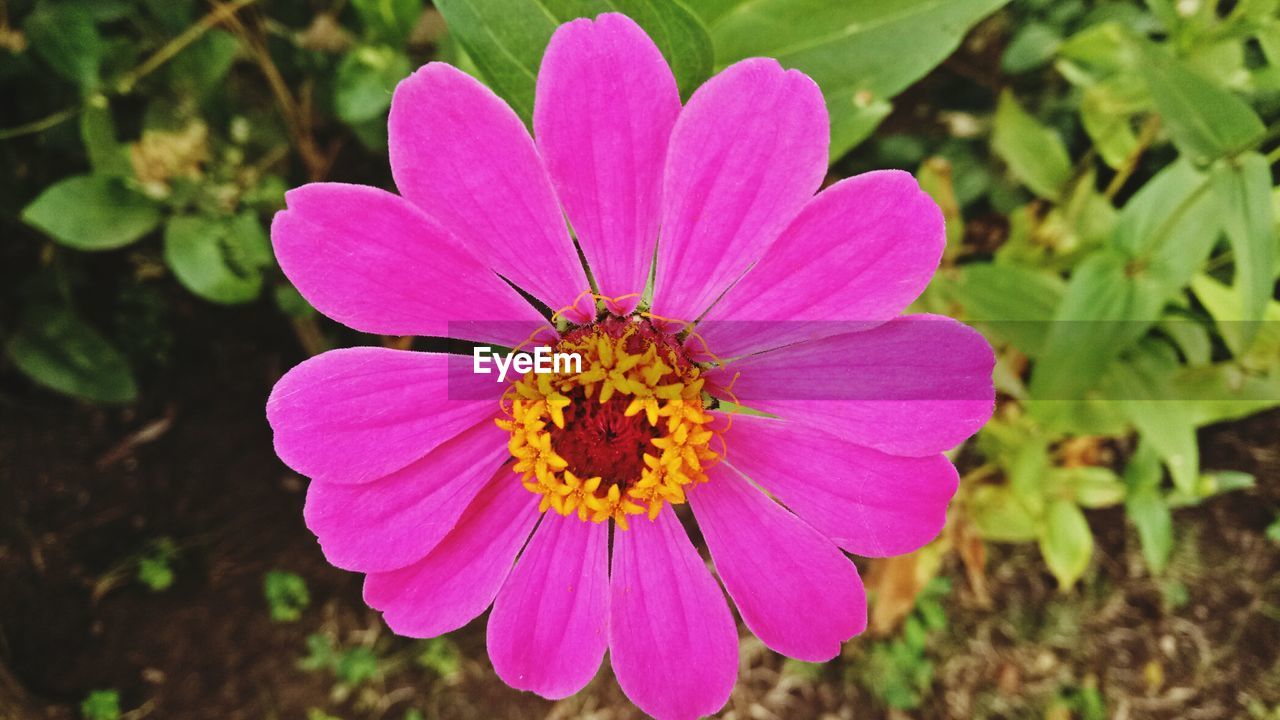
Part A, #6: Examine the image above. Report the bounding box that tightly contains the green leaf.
[1157,313,1211,366]
[1136,41,1265,162]
[264,570,311,622]
[1038,499,1093,589]
[1030,251,1160,403]
[163,213,270,304]
[80,690,122,720]
[1123,439,1162,492]
[416,638,462,677]
[22,176,161,251]
[5,305,137,404]
[1104,342,1200,493]
[170,29,239,98]
[1127,494,1172,574]
[434,0,713,120]
[1079,77,1144,169]
[1028,158,1222,404]
[1055,21,1141,86]
[136,539,177,591]
[1209,153,1276,332]
[335,647,379,685]
[1053,466,1126,508]
[1189,274,1280,371]
[351,0,424,44]
[1002,22,1061,74]
[24,2,104,89]
[949,263,1065,355]
[334,46,413,125]
[1162,361,1280,427]
[80,96,131,177]
[1112,159,1219,295]
[992,91,1073,201]
[968,485,1039,542]
[710,0,1010,159]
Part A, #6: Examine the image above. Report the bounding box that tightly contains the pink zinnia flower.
[267,13,994,720]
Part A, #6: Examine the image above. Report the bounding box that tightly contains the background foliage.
[2,0,1279,718]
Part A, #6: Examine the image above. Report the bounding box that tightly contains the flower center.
[497,315,719,529]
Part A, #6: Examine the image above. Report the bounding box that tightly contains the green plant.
[80,689,121,720]
[857,578,951,710]
[922,0,1280,588]
[263,570,310,622]
[136,537,177,591]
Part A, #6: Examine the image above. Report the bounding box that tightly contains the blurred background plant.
[2,0,1278,718]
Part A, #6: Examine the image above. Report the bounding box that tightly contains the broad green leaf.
[1258,20,1280,68]
[170,29,239,98]
[710,0,1011,159]
[968,485,1038,542]
[434,0,713,121]
[1157,313,1211,367]
[1030,251,1162,403]
[1079,78,1144,169]
[22,176,161,251]
[1104,342,1199,493]
[1106,160,1220,333]
[80,96,132,177]
[1038,499,1093,589]
[992,91,1073,201]
[1157,361,1280,427]
[689,0,745,25]
[24,2,104,89]
[1001,22,1060,74]
[1209,153,1276,332]
[163,213,271,304]
[1123,439,1162,492]
[1137,41,1265,162]
[1052,466,1126,508]
[1008,438,1050,516]
[1189,274,1280,370]
[949,263,1064,355]
[1126,489,1173,573]
[1055,22,1140,86]
[1123,441,1172,573]
[334,46,413,125]
[5,305,137,403]
[828,95,893,163]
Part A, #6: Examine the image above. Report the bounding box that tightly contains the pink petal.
[534,13,680,301]
[363,467,541,637]
[698,170,946,357]
[725,416,959,557]
[266,347,499,484]
[487,514,609,699]
[710,315,994,456]
[690,466,866,661]
[653,58,828,322]
[303,421,509,573]
[271,183,546,344]
[610,507,738,720]
[389,63,587,309]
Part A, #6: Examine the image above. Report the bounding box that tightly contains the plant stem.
[1105,114,1162,200]
[116,0,263,94]
[0,106,82,140]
